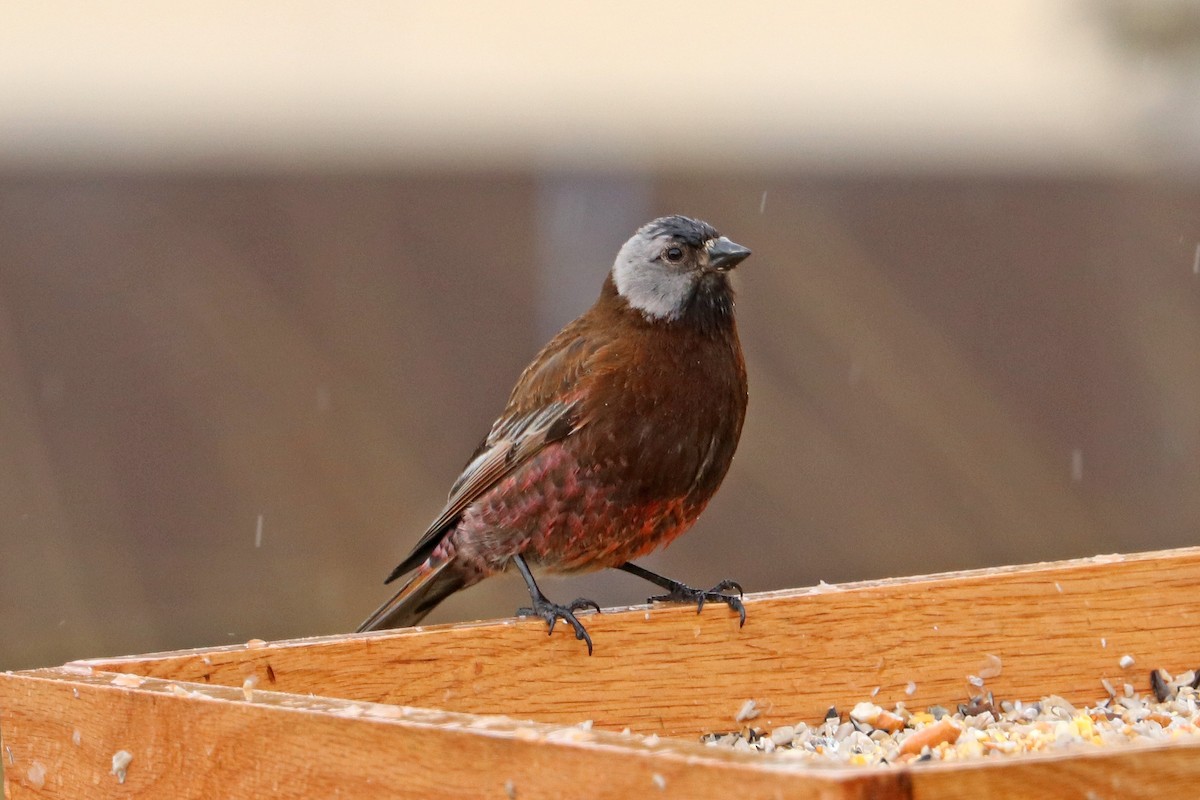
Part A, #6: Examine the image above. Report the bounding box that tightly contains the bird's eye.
[663,246,684,263]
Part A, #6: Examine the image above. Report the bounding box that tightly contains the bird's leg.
[511,554,601,655]
[618,562,746,626]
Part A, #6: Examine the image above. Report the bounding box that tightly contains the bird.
[357,215,751,654]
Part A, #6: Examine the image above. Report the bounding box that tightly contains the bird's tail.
[356,558,466,633]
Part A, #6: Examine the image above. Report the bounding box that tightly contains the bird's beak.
[707,236,752,271]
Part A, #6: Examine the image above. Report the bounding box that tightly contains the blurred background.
[1,0,1198,672]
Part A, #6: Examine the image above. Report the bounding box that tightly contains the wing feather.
[383,320,614,583]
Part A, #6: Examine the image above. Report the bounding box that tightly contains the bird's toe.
[515,597,596,654]
[568,597,602,614]
[649,579,747,625]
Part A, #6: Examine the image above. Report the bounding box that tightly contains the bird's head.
[611,215,751,326]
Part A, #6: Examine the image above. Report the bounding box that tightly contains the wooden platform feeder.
[4,547,1200,798]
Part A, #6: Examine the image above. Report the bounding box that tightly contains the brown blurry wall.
[0,171,1197,670]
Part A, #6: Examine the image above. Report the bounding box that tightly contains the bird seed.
[701,667,1200,766]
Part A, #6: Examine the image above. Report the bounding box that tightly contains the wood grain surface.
[4,546,1200,798]
[72,547,1200,736]
[0,668,900,799]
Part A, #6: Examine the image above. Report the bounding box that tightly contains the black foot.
[649,579,746,627]
[517,596,601,655]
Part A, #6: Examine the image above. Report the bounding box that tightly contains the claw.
[648,577,747,627]
[516,596,599,655]
[711,579,744,597]
[728,595,747,627]
[569,597,602,614]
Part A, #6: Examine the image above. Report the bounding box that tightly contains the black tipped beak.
[707,236,752,271]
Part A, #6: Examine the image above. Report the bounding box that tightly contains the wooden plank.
[909,743,1200,800]
[0,668,900,800]
[72,547,1200,738]
[6,669,1200,799]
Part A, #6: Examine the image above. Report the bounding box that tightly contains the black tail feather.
[356,559,465,632]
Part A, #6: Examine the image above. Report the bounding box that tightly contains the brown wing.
[384,313,614,583]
